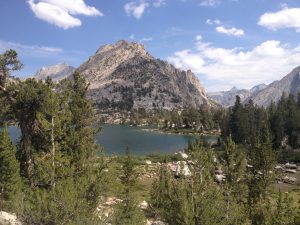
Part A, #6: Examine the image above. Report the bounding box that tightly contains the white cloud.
[200,0,221,7]
[206,19,221,25]
[168,37,300,91]
[214,19,221,25]
[206,19,244,37]
[129,34,135,40]
[124,0,165,19]
[27,0,103,29]
[206,19,213,25]
[124,1,150,19]
[0,40,63,56]
[195,35,202,41]
[216,26,245,37]
[258,7,300,32]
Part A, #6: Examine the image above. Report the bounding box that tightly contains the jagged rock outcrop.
[245,66,300,107]
[208,84,267,107]
[77,40,216,112]
[34,63,75,81]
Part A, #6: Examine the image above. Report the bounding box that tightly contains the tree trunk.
[20,122,34,187]
[51,116,56,188]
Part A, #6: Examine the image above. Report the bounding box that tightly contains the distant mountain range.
[34,63,75,81]
[245,66,300,107]
[208,84,267,107]
[209,66,300,107]
[33,41,300,109]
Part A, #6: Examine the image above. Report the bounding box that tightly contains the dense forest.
[221,95,300,163]
[0,50,300,224]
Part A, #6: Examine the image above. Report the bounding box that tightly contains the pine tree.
[19,74,106,224]
[229,96,247,144]
[0,49,23,88]
[150,157,173,221]
[0,124,22,211]
[272,192,299,225]
[188,139,224,225]
[151,139,225,225]
[269,101,285,149]
[113,149,146,225]
[244,99,256,146]
[247,122,276,223]
[286,94,300,148]
[223,137,248,224]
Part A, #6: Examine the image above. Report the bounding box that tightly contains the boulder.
[0,211,22,225]
[145,160,152,165]
[139,200,149,210]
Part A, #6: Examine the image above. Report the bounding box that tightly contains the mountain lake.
[7,124,217,155]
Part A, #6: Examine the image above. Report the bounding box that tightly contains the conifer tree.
[0,49,23,88]
[272,192,299,225]
[244,99,256,146]
[113,149,146,225]
[229,96,247,144]
[20,74,106,224]
[151,139,225,225]
[187,139,224,225]
[269,101,285,149]
[247,122,276,223]
[0,124,22,211]
[223,137,248,224]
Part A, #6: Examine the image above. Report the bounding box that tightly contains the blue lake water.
[7,124,216,155]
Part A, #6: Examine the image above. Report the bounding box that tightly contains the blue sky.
[1,0,300,91]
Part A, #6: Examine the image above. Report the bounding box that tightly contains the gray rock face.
[250,84,268,94]
[34,63,75,81]
[77,40,216,112]
[208,84,266,107]
[246,66,300,107]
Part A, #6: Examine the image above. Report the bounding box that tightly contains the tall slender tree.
[113,149,146,225]
[0,124,22,211]
[223,137,248,224]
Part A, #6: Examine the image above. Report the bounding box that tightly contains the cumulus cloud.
[258,7,300,32]
[168,37,300,91]
[216,26,244,37]
[27,0,103,29]
[124,0,165,19]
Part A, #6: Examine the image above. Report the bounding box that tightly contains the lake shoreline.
[101,122,220,137]
[8,124,218,155]
[140,127,220,137]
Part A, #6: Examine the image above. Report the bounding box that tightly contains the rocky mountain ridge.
[34,63,75,81]
[76,40,217,112]
[208,84,267,107]
[245,66,300,107]
[33,41,300,110]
